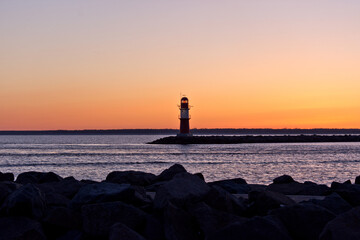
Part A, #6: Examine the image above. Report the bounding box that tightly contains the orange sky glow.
[1,1,360,130]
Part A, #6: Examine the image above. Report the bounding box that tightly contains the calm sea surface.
[0,135,359,185]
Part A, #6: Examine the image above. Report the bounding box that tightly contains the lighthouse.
[178,97,192,136]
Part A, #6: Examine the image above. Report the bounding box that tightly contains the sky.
[1,0,360,130]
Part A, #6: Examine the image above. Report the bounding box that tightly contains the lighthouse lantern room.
[178,97,192,136]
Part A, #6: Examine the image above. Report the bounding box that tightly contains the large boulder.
[208,216,291,240]
[267,182,330,195]
[248,190,295,216]
[16,171,62,184]
[142,215,165,240]
[304,192,352,215]
[2,184,46,219]
[16,172,44,184]
[81,201,147,237]
[189,202,246,238]
[42,191,70,207]
[355,175,360,185]
[156,164,187,182]
[208,178,248,194]
[42,207,82,238]
[270,203,336,240]
[56,230,84,240]
[331,182,360,206]
[0,172,14,182]
[203,185,246,215]
[39,172,63,183]
[320,207,360,240]
[109,222,146,240]
[273,175,295,184]
[70,182,140,210]
[38,176,84,199]
[0,181,20,204]
[0,216,45,240]
[154,172,211,209]
[163,202,200,240]
[106,170,156,186]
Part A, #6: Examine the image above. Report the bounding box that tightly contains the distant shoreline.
[1,128,360,135]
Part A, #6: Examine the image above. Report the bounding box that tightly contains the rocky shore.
[0,165,360,239]
[149,135,360,144]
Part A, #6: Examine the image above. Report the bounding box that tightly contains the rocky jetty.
[0,166,359,239]
[149,135,360,144]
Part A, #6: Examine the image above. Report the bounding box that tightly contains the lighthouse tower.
[178,97,192,136]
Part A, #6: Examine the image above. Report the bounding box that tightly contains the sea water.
[0,135,359,185]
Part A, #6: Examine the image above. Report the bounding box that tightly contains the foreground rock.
[2,184,46,219]
[0,216,46,240]
[273,175,295,184]
[189,202,245,237]
[16,171,63,184]
[267,181,330,196]
[304,192,352,215]
[156,164,188,182]
[0,167,359,239]
[320,207,360,240]
[248,190,295,216]
[0,181,20,204]
[270,203,335,240]
[0,172,14,182]
[163,202,199,240]
[37,176,84,199]
[106,170,156,186]
[82,201,147,237]
[110,222,146,240]
[208,216,291,240]
[208,178,248,194]
[330,182,360,206]
[71,182,150,210]
[154,172,211,209]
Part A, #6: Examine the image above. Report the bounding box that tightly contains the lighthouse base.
[177,133,193,137]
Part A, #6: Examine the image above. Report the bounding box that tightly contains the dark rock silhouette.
[203,185,246,215]
[270,203,336,240]
[273,175,295,184]
[16,171,63,184]
[2,184,46,219]
[208,216,292,240]
[82,201,147,237]
[110,222,146,240]
[0,216,46,240]
[303,192,352,215]
[0,172,14,182]
[267,182,330,195]
[331,182,360,206]
[154,172,210,209]
[0,167,358,239]
[355,175,360,185]
[320,207,360,240]
[208,178,248,194]
[248,190,295,216]
[156,163,188,182]
[106,170,156,186]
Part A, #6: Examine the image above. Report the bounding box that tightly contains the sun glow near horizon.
[1,1,360,130]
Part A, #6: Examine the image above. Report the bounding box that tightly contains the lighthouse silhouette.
[177,96,192,136]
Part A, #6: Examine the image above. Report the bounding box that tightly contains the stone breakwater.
[149,135,360,144]
[0,165,360,239]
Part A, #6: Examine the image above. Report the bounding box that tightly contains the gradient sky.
[1,1,360,130]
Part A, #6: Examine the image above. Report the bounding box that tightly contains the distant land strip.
[149,135,360,144]
[1,128,360,135]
